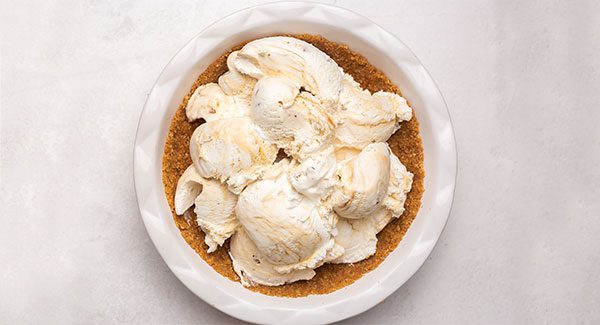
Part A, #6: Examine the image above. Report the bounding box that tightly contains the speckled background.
[2,0,600,324]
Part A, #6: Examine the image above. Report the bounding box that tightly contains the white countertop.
[2,0,600,323]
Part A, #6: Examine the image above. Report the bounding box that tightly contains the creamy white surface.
[335,75,412,149]
[174,164,206,215]
[331,216,378,264]
[229,228,316,286]
[218,51,257,96]
[4,1,600,323]
[188,117,278,188]
[333,142,393,219]
[235,160,338,274]
[250,76,334,159]
[385,152,414,218]
[174,165,238,252]
[288,148,338,200]
[233,36,344,105]
[185,83,250,122]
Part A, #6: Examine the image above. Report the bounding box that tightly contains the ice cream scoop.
[174,164,206,215]
[186,51,257,122]
[174,165,238,252]
[330,216,377,264]
[333,142,391,219]
[334,75,412,149]
[189,117,278,191]
[233,36,344,105]
[331,204,404,263]
[250,76,334,159]
[235,160,339,274]
[332,153,413,262]
[185,83,251,122]
[229,228,316,287]
[287,148,338,201]
[249,76,298,145]
[218,51,257,96]
[385,152,414,218]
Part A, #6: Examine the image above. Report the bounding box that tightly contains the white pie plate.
[133,2,456,324]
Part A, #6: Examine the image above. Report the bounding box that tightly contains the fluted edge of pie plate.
[133,2,457,324]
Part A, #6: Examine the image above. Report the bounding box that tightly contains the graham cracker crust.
[161,34,425,297]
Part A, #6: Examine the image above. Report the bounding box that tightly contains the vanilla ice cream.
[186,51,256,122]
[229,228,316,287]
[385,152,414,218]
[174,164,206,215]
[232,36,344,105]
[189,117,278,190]
[174,165,238,252]
[185,83,251,122]
[250,76,334,159]
[175,36,416,287]
[235,160,340,274]
[333,142,391,219]
[332,151,414,263]
[287,148,338,201]
[218,51,257,96]
[330,216,378,264]
[334,75,412,149]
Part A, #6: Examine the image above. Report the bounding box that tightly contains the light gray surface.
[2,0,599,324]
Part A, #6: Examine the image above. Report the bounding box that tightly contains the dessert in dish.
[162,34,424,297]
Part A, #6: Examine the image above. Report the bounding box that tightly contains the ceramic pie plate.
[133,2,457,324]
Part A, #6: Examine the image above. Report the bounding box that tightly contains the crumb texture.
[162,34,425,297]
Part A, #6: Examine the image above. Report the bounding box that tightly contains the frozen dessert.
[332,142,392,220]
[229,228,316,286]
[334,74,413,149]
[172,36,415,287]
[250,76,334,159]
[174,165,238,253]
[234,159,340,275]
[232,36,343,106]
[188,117,278,193]
[287,148,338,200]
